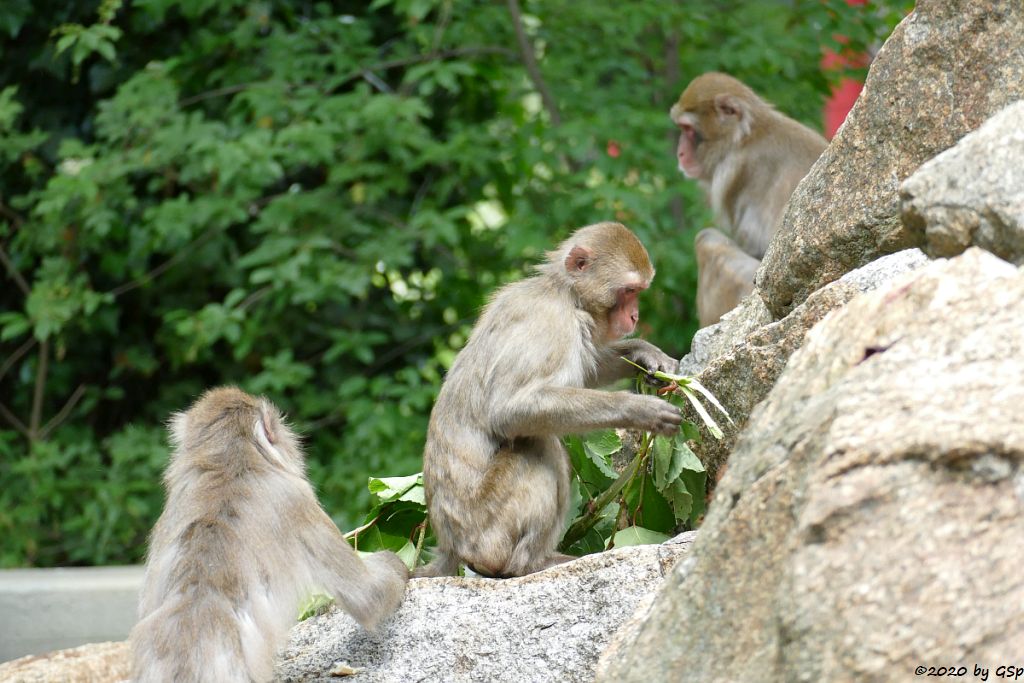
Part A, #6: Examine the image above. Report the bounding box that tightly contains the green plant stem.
[343,513,381,542]
[559,432,653,551]
[412,519,427,570]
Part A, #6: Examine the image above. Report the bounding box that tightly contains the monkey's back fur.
[129,387,407,683]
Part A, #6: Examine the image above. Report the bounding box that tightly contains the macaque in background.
[671,72,827,325]
[417,222,681,579]
[129,387,408,683]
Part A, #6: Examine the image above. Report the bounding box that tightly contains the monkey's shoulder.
[482,277,582,331]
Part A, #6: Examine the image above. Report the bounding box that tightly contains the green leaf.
[565,435,614,492]
[582,429,621,479]
[673,439,704,473]
[610,526,670,548]
[0,312,30,341]
[679,468,707,526]
[583,429,621,457]
[651,435,677,490]
[367,473,423,504]
[679,385,724,440]
[662,480,694,524]
[681,420,702,443]
[686,377,735,425]
[624,472,675,533]
[297,592,335,621]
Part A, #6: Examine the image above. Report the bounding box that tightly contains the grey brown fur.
[419,222,681,578]
[671,72,827,325]
[129,387,408,683]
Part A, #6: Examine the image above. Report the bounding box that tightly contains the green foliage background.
[0,0,908,567]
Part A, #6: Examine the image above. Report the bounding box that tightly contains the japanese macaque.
[671,72,827,325]
[129,387,408,683]
[417,222,681,579]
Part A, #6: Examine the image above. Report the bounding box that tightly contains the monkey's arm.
[298,509,408,630]
[590,339,678,386]
[492,385,680,438]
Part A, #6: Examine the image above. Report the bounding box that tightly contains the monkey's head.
[168,386,303,474]
[670,72,767,180]
[548,222,654,341]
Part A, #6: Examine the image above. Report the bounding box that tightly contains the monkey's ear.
[714,94,751,138]
[257,405,278,445]
[564,245,594,274]
[714,94,747,120]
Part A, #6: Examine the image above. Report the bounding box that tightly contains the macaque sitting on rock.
[129,387,408,683]
[418,222,681,579]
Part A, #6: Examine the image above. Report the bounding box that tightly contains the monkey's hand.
[626,394,683,436]
[616,339,677,376]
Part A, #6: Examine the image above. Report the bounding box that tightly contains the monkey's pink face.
[608,281,648,340]
[675,122,703,179]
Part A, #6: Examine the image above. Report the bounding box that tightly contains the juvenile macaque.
[418,222,681,579]
[129,387,408,683]
[670,72,827,325]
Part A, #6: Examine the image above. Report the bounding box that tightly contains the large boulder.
[679,249,927,485]
[0,537,695,683]
[0,641,129,683]
[597,249,1024,682]
[757,0,1024,318]
[277,534,694,682]
[901,100,1024,264]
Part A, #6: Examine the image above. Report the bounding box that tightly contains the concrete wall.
[0,565,144,663]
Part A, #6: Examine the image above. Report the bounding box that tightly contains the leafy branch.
[559,432,654,550]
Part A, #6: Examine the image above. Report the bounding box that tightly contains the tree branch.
[0,336,36,383]
[178,82,264,108]
[559,433,653,551]
[107,226,218,297]
[29,340,49,438]
[238,285,272,311]
[507,0,562,126]
[39,383,87,440]
[340,46,516,89]
[179,46,515,107]
[0,401,29,438]
[0,200,25,229]
[0,243,30,296]
[663,29,685,228]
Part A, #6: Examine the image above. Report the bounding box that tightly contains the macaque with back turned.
[418,222,681,579]
[129,387,408,683]
[670,72,827,326]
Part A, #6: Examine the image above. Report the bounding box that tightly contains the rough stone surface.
[0,539,695,683]
[597,249,1024,683]
[902,100,1024,264]
[593,533,698,681]
[677,293,771,377]
[758,0,1024,318]
[681,249,927,486]
[276,536,694,683]
[0,641,129,683]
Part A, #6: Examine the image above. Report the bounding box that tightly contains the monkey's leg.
[463,439,570,578]
[695,227,759,327]
[412,548,459,578]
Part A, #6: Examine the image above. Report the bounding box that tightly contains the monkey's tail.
[413,549,460,578]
